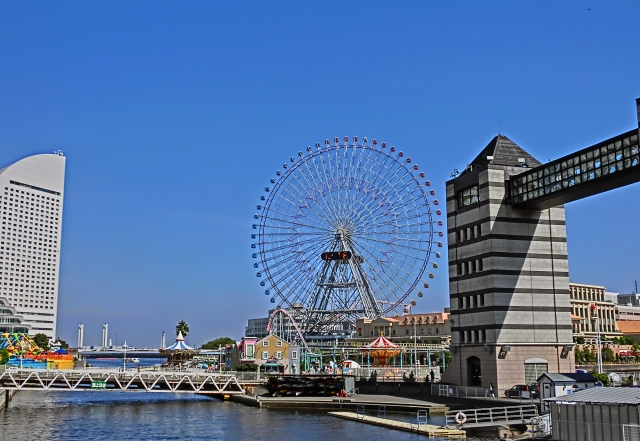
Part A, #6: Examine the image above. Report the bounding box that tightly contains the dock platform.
[328,411,466,438]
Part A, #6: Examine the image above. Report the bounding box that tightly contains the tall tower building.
[442,135,574,390]
[0,152,66,341]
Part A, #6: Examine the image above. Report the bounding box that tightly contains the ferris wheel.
[251,136,442,336]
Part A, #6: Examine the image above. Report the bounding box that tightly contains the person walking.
[489,383,495,399]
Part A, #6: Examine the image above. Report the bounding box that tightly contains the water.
[1,391,451,441]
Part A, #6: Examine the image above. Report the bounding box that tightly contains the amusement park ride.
[0,333,73,369]
[252,136,442,347]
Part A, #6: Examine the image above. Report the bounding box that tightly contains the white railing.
[353,366,440,382]
[445,404,538,428]
[433,384,540,402]
[0,368,249,394]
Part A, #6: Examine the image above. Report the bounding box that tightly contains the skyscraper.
[0,152,66,341]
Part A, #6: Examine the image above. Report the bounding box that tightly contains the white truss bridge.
[0,368,262,395]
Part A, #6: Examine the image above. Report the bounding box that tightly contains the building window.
[458,185,479,208]
[263,341,269,347]
[276,340,282,347]
[292,351,297,360]
[275,351,282,359]
[261,351,269,360]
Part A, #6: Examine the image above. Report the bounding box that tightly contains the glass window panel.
[595,159,601,168]
[616,152,623,161]
[631,135,638,143]
[617,160,623,170]
[588,172,595,180]
[593,148,600,158]
[625,158,631,169]
[615,140,622,150]
[632,157,639,167]
[580,154,587,163]
[624,147,630,158]
[561,160,567,169]
[624,137,630,147]
[631,145,639,155]
[586,151,593,160]
[587,160,594,171]
[602,166,609,176]
[595,169,601,178]
[562,180,569,189]
[608,143,615,152]
[601,147,608,156]
[554,163,561,172]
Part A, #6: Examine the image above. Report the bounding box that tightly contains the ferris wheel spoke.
[271,181,335,228]
[350,233,431,254]
[300,154,343,226]
[352,242,411,308]
[260,212,333,233]
[308,149,343,225]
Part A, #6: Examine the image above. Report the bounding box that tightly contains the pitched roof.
[538,372,597,383]
[617,321,640,334]
[545,386,640,404]
[461,134,542,175]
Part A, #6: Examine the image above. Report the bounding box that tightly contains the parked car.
[504,384,540,399]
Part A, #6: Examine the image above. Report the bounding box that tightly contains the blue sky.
[1,2,639,347]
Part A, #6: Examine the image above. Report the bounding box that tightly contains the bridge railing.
[0,366,264,382]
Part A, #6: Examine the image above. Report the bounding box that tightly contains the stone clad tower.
[442,135,574,390]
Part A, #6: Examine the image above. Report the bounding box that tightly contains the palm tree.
[175,321,189,337]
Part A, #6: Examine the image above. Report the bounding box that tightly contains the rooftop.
[546,386,640,404]
[461,134,541,175]
[539,372,598,383]
[616,321,640,334]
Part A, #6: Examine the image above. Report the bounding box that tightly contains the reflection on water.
[2,391,449,441]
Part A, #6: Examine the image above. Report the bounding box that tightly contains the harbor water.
[1,391,453,441]
[0,358,460,440]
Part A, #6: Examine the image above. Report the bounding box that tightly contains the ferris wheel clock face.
[251,136,442,334]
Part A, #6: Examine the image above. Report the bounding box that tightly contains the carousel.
[361,334,402,366]
[159,331,199,366]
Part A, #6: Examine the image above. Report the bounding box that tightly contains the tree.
[603,347,615,362]
[56,338,69,349]
[33,333,50,351]
[236,363,259,372]
[175,321,189,337]
[574,347,583,364]
[0,348,9,365]
[202,337,235,349]
[590,371,609,386]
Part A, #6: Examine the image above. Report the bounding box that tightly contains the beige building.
[255,334,300,374]
[569,283,621,338]
[354,312,451,344]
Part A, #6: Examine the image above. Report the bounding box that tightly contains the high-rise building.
[0,152,66,341]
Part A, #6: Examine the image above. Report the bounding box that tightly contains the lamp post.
[591,303,603,374]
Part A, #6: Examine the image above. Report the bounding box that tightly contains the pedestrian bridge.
[0,368,263,395]
[445,404,538,428]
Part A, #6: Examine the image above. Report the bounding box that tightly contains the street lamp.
[591,304,603,374]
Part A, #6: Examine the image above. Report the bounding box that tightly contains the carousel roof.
[164,331,194,351]
[365,335,399,349]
